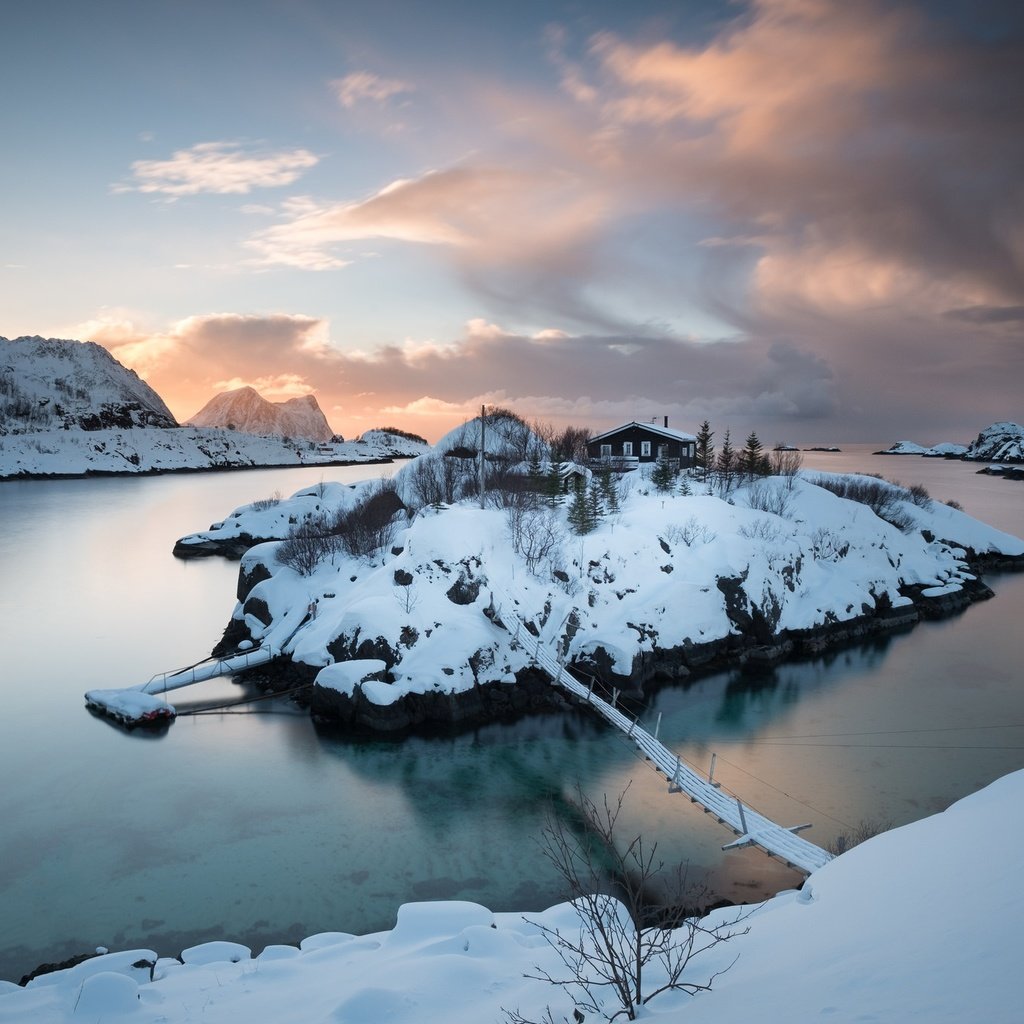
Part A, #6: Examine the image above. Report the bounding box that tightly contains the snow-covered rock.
[187,386,336,442]
[876,439,930,455]
[964,421,1024,462]
[922,441,968,457]
[3,768,1022,1023]
[0,336,175,434]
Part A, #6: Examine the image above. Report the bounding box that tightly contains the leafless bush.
[738,518,784,544]
[406,453,465,508]
[745,480,792,517]
[810,474,916,531]
[907,482,931,508]
[276,512,340,575]
[945,498,963,511]
[810,527,849,561]
[507,504,565,575]
[333,478,405,557]
[665,517,716,548]
[508,784,748,1023]
[769,448,803,480]
[251,490,282,511]
[826,818,892,856]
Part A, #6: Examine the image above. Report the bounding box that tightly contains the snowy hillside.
[187,386,336,442]
[179,434,1024,731]
[964,421,1024,462]
[3,767,1021,1022]
[0,336,175,433]
[0,427,428,480]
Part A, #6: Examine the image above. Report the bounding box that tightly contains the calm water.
[0,450,1021,981]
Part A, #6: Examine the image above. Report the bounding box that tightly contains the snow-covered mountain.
[187,387,336,442]
[964,421,1024,462]
[0,336,176,434]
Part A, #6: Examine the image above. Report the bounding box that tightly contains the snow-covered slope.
[877,439,968,457]
[3,768,1021,1022]
[191,460,1023,730]
[187,386,336,442]
[0,336,175,433]
[964,421,1024,462]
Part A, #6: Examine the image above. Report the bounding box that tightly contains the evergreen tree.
[694,420,715,482]
[739,431,764,480]
[651,456,676,493]
[678,474,692,496]
[567,488,595,535]
[716,428,735,494]
[545,460,564,507]
[586,480,604,524]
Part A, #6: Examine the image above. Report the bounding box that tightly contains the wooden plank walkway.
[492,592,833,876]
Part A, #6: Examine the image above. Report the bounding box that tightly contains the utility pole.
[479,403,486,508]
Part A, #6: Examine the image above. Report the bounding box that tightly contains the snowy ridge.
[0,427,427,479]
[0,336,175,433]
[3,768,1021,1021]
[187,386,336,442]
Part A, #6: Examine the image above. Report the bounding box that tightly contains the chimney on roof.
[664,415,668,428]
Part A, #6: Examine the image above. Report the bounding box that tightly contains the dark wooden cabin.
[586,418,696,470]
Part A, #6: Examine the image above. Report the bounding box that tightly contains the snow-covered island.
[876,421,1024,461]
[170,413,1024,734]
[3,766,1021,1022]
[0,337,430,478]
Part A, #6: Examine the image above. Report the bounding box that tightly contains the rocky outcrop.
[964,422,1024,463]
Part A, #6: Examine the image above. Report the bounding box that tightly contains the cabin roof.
[589,421,696,444]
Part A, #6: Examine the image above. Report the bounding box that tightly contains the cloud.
[212,373,316,400]
[332,71,414,109]
[115,141,318,198]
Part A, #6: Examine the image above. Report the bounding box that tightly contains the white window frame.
[622,441,633,456]
[600,443,612,457]
[640,440,652,457]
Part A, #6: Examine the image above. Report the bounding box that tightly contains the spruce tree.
[545,460,564,507]
[716,429,735,494]
[651,456,676,493]
[567,488,594,535]
[586,480,604,524]
[739,431,764,480]
[694,420,715,482]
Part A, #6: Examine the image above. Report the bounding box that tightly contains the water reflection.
[0,460,1021,982]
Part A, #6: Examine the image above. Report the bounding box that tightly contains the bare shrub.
[333,478,405,557]
[737,518,784,544]
[826,818,892,856]
[508,784,748,1023]
[907,482,931,508]
[810,474,916,531]
[277,512,339,575]
[945,498,963,511]
[508,504,565,575]
[810,527,849,561]
[406,453,464,508]
[665,517,716,548]
[745,480,792,517]
[769,448,803,480]
[251,490,282,511]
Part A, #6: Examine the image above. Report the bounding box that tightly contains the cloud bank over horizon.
[6,0,1022,442]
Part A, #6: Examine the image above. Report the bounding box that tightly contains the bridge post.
[611,688,619,708]
[653,711,662,740]
[709,752,718,787]
[736,798,748,834]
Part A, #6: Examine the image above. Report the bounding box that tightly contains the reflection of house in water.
[587,418,697,471]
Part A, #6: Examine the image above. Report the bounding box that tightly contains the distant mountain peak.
[1,335,177,433]
[187,387,337,442]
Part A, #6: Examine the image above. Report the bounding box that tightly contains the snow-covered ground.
[0,426,428,479]
[878,439,969,457]
[3,767,1021,1023]
[200,458,1023,715]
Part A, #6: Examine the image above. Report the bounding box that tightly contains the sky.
[2,0,1022,444]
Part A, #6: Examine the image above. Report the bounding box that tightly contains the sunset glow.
[3,0,1021,442]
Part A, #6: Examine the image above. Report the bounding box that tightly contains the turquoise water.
[0,453,1021,981]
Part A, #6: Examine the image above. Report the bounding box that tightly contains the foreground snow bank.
[4,769,1022,1022]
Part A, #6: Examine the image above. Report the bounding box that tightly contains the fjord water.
[0,450,1021,981]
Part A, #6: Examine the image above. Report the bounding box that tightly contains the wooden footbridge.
[489,590,833,876]
[84,606,311,726]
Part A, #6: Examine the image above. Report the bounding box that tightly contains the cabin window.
[640,440,652,457]
[622,441,633,456]
[658,444,667,459]
[600,443,612,457]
